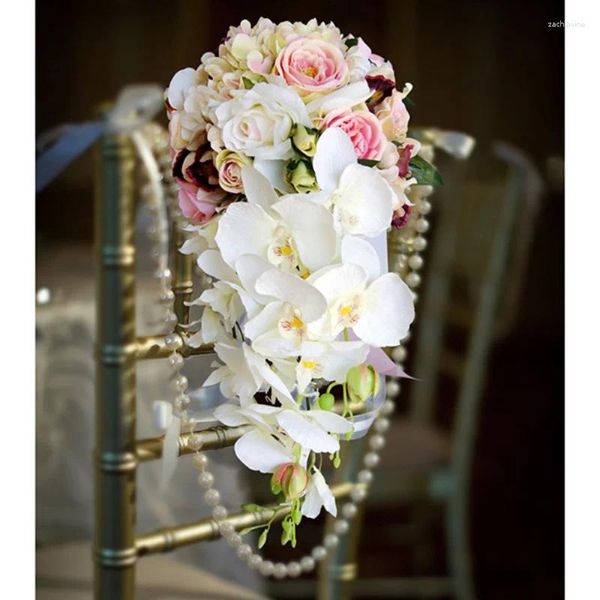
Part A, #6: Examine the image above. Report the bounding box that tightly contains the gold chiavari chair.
[92,110,462,599]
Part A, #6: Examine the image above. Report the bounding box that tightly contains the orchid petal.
[241,165,279,210]
[273,197,339,272]
[313,128,356,193]
[253,158,293,194]
[276,410,340,453]
[234,430,292,473]
[341,236,381,283]
[197,249,237,282]
[353,273,415,346]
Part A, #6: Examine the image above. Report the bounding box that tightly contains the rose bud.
[286,160,319,193]
[292,124,319,157]
[346,364,380,404]
[271,463,309,499]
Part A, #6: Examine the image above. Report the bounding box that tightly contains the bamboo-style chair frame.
[94,125,374,599]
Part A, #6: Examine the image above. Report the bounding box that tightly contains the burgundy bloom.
[366,75,395,108]
[397,144,415,178]
[391,204,412,229]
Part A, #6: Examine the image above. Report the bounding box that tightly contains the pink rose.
[324,109,387,161]
[275,37,348,94]
[375,90,410,141]
[173,145,227,224]
[177,181,222,225]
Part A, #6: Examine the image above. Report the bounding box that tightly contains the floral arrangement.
[165,18,440,547]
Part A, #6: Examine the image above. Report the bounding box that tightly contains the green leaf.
[345,37,359,48]
[409,155,444,186]
[403,96,415,107]
[358,158,379,167]
[242,77,254,90]
[241,503,263,512]
[333,455,341,469]
[258,529,268,549]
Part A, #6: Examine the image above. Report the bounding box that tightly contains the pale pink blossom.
[324,109,387,161]
[275,37,348,94]
[375,89,410,141]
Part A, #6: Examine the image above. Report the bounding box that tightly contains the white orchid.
[215,166,339,274]
[305,127,396,237]
[308,235,415,347]
[301,468,337,518]
[203,340,295,407]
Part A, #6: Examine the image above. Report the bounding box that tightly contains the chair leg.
[446,483,475,600]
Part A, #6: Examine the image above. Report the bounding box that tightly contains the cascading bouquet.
[166,18,440,547]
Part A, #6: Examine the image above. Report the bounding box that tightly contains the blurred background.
[36,1,564,598]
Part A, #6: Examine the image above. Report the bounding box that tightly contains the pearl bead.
[369,435,386,451]
[287,561,302,578]
[226,532,242,548]
[406,272,421,288]
[342,502,358,519]
[260,561,274,576]
[419,199,432,215]
[408,254,424,270]
[392,346,407,362]
[334,519,349,535]
[386,380,400,397]
[188,435,203,452]
[212,505,228,521]
[164,311,178,325]
[174,394,189,411]
[351,486,367,503]
[381,399,396,416]
[358,469,373,484]
[163,333,180,348]
[155,268,172,281]
[248,554,263,570]
[414,236,427,251]
[374,418,390,433]
[169,353,184,369]
[273,563,288,579]
[411,291,419,303]
[197,472,214,489]
[324,534,339,549]
[174,375,189,392]
[237,543,252,560]
[312,546,327,561]
[300,556,316,572]
[219,521,235,537]
[204,489,220,507]
[160,290,175,304]
[415,219,430,233]
[193,453,209,470]
[364,452,380,468]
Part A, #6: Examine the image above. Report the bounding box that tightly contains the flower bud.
[318,393,335,411]
[292,124,319,157]
[271,463,309,499]
[346,364,380,404]
[286,160,319,193]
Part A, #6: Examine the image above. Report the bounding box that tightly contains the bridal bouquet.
[166,18,438,547]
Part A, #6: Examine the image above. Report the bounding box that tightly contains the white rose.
[215,83,312,160]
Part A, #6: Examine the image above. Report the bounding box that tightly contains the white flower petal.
[306,81,372,115]
[253,158,294,194]
[310,264,368,305]
[167,67,196,110]
[353,273,415,346]
[276,410,340,453]
[319,341,369,382]
[308,410,354,434]
[213,403,249,427]
[244,301,284,341]
[273,197,339,273]
[241,165,279,210]
[335,164,394,237]
[215,203,277,267]
[197,249,237,282]
[234,430,292,473]
[312,469,337,517]
[341,235,381,283]
[313,128,356,193]
[255,268,326,322]
[301,477,323,519]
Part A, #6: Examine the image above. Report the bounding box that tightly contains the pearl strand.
[188,393,397,579]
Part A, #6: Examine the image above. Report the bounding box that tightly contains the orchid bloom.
[308,235,415,347]
[215,167,339,275]
[301,468,337,518]
[304,127,395,237]
[203,340,295,407]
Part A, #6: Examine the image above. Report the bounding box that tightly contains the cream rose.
[215,83,312,160]
[215,149,251,193]
[375,90,410,141]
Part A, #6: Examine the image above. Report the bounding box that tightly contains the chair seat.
[36,542,268,600]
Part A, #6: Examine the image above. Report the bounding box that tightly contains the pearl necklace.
[137,123,434,579]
